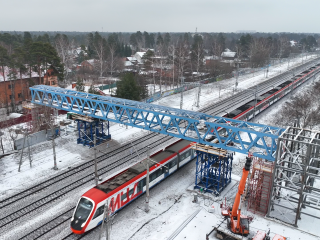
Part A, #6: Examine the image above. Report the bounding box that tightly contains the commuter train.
[70,63,320,234]
[71,139,194,234]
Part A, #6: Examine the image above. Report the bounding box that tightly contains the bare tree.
[156,43,166,92]
[274,86,320,129]
[191,34,204,82]
[168,45,177,88]
[90,33,107,78]
[249,37,270,68]
[212,37,224,59]
[54,34,74,83]
[175,40,189,86]
[38,106,59,170]
[106,42,119,80]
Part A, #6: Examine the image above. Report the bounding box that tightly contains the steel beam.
[30,85,285,161]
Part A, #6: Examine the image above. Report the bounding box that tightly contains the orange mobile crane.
[221,156,252,236]
[210,156,287,240]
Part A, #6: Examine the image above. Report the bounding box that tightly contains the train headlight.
[71,217,74,222]
[81,222,86,228]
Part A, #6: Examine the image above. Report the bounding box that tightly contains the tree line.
[0,32,63,112]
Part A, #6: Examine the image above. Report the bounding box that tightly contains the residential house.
[134,52,146,64]
[79,59,97,72]
[221,50,237,61]
[43,68,58,87]
[0,66,42,107]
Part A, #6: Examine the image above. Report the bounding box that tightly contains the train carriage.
[71,139,194,234]
[71,63,320,234]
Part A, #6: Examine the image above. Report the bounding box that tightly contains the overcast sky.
[1,0,319,33]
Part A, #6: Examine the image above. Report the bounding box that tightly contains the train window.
[168,159,176,168]
[179,153,185,162]
[75,198,93,220]
[121,192,127,201]
[150,172,157,182]
[92,205,105,219]
[129,188,134,196]
[137,178,146,192]
[155,168,162,178]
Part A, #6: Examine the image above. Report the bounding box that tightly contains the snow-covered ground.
[0,54,319,240]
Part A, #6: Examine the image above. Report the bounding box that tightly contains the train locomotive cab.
[71,197,95,234]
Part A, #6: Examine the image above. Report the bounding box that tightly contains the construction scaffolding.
[192,143,233,196]
[247,157,274,216]
[71,113,111,147]
[267,126,320,227]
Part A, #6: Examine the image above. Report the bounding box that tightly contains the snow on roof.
[86,59,96,64]
[127,57,137,61]
[135,52,146,58]
[0,66,42,82]
[221,51,236,58]
[290,40,297,46]
[192,72,208,76]
[125,61,133,67]
[9,113,23,119]
[152,63,173,70]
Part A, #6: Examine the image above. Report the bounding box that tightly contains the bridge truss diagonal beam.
[30,85,285,161]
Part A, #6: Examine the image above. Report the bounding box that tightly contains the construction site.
[1,55,320,240]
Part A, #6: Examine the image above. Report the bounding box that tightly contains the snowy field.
[0,54,320,240]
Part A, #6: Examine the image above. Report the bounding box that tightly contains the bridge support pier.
[76,119,111,147]
[192,143,233,196]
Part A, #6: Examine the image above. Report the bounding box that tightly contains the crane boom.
[231,157,252,217]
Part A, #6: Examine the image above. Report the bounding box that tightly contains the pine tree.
[116,73,141,101]
[0,46,11,113]
[88,84,100,95]
[76,77,85,92]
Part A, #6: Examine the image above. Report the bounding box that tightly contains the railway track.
[0,135,174,236]
[18,208,74,240]
[1,57,320,239]
[0,133,157,210]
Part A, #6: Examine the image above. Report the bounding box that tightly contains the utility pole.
[27,134,32,167]
[94,133,99,186]
[0,137,4,154]
[219,85,221,98]
[51,127,58,170]
[180,77,185,109]
[235,60,239,90]
[145,147,150,213]
[253,85,258,121]
[18,134,27,172]
[196,83,201,107]
[99,199,111,240]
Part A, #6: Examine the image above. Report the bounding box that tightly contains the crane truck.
[206,157,287,240]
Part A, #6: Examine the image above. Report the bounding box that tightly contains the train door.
[164,163,170,178]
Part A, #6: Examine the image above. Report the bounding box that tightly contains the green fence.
[99,83,117,90]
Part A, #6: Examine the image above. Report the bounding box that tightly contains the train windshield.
[74,198,93,220]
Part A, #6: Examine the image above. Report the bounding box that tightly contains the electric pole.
[253,85,258,121]
[180,77,185,109]
[52,127,58,170]
[99,199,111,240]
[235,60,239,90]
[94,133,99,186]
[145,147,150,213]
[18,133,27,172]
[196,83,201,107]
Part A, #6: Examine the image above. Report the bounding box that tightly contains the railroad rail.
[1,57,320,239]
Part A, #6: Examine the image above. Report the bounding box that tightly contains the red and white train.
[71,64,320,234]
[70,139,194,234]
